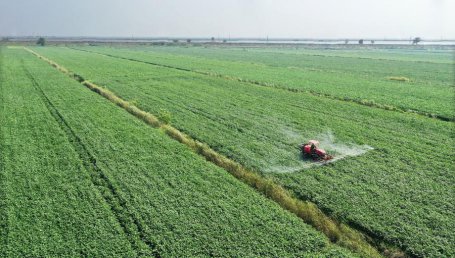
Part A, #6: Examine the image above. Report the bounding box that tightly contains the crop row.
[79,46,452,121]
[0,48,137,257]
[236,46,455,64]
[134,45,454,80]
[26,46,384,257]
[77,46,454,119]
[4,48,356,257]
[31,46,455,257]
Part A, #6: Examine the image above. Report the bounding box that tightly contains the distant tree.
[172,39,179,43]
[412,37,421,45]
[211,37,215,42]
[358,39,364,45]
[186,39,191,43]
[371,40,375,44]
[345,39,349,44]
[36,37,46,46]
[223,39,227,43]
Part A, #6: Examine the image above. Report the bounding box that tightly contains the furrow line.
[21,60,160,258]
[0,47,10,258]
[24,47,411,258]
[70,47,454,122]
[256,50,452,65]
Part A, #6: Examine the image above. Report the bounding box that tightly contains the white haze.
[317,131,374,161]
[0,0,454,39]
[264,130,374,173]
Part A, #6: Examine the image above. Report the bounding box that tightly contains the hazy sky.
[1,0,453,39]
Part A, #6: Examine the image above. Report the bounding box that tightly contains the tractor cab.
[301,140,333,161]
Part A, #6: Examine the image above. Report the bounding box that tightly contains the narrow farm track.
[70,47,454,122]
[21,63,159,257]
[23,47,406,258]
[251,50,451,65]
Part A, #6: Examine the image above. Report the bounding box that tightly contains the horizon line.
[2,36,455,41]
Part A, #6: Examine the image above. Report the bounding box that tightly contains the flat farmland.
[30,45,455,257]
[0,47,356,257]
[1,44,454,257]
[0,48,136,258]
[76,45,454,120]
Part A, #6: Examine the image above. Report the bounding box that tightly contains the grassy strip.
[70,47,454,122]
[22,63,159,257]
[25,47,410,258]
[387,76,410,82]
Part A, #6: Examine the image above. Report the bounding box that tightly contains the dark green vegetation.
[0,48,135,257]
[75,45,454,120]
[30,45,455,257]
[36,37,46,46]
[26,47,382,257]
[1,47,356,257]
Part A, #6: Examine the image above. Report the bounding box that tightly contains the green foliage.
[1,47,355,257]
[31,45,455,257]
[36,37,46,46]
[28,47,376,256]
[387,76,410,82]
[0,49,136,257]
[129,98,139,106]
[157,108,172,124]
[82,45,453,119]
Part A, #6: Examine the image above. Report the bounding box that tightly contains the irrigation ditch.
[23,47,412,258]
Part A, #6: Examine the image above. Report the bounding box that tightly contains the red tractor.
[301,140,333,161]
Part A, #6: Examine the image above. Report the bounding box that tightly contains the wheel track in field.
[242,49,453,65]
[21,60,161,258]
[69,47,454,122]
[23,47,414,258]
[0,47,10,258]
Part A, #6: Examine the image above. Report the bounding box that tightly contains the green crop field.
[73,45,454,120]
[0,47,358,257]
[1,44,454,257]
